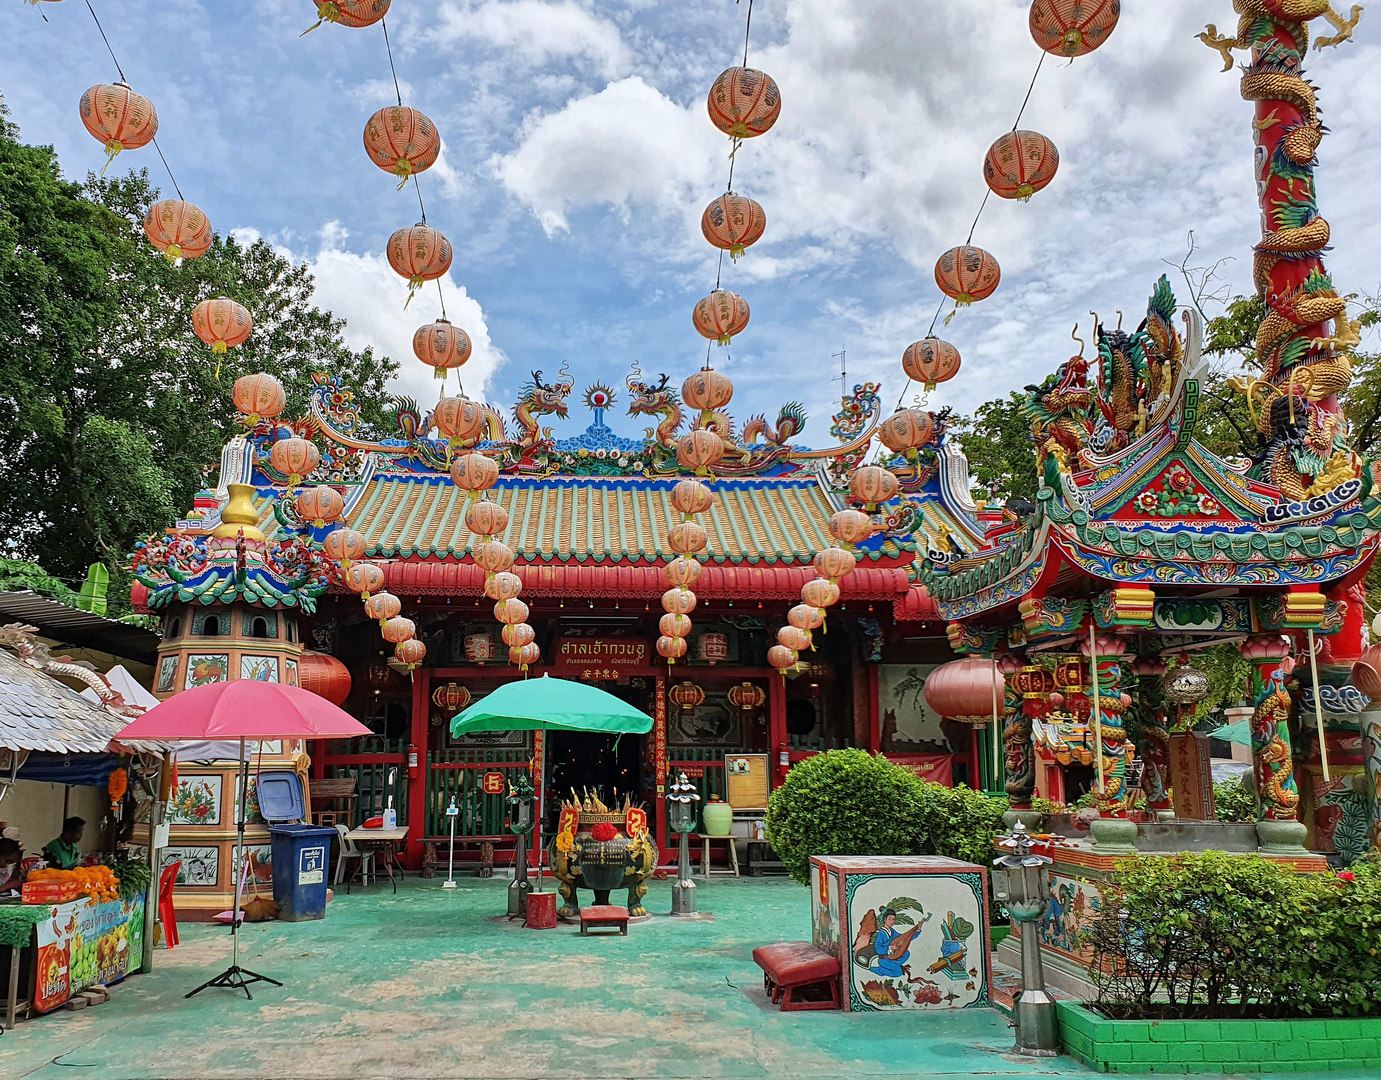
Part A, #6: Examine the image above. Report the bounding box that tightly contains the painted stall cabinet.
[811,855,991,1013]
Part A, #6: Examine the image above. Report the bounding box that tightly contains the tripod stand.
[185,739,281,999]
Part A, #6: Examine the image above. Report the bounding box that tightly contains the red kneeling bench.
[752,942,841,1011]
[579,905,629,936]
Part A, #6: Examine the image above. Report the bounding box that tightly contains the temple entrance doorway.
[544,681,648,827]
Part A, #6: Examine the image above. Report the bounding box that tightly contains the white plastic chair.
[334,824,374,889]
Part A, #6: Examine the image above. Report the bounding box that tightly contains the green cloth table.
[0,904,50,948]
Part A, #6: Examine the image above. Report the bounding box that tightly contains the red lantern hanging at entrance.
[413,319,472,381]
[923,657,1004,724]
[474,540,515,574]
[849,466,900,508]
[877,407,936,457]
[322,527,366,565]
[681,370,735,415]
[269,436,321,486]
[701,193,767,259]
[662,588,697,616]
[901,338,962,391]
[494,598,529,625]
[778,625,812,653]
[432,681,472,714]
[788,604,825,632]
[232,373,286,422]
[143,200,212,262]
[466,499,509,538]
[767,644,798,671]
[983,130,1059,201]
[451,452,499,493]
[707,67,782,140]
[509,642,540,670]
[671,479,714,516]
[79,83,158,171]
[668,681,705,712]
[668,521,709,555]
[677,429,725,475]
[812,548,856,582]
[344,562,386,598]
[363,591,402,625]
[381,616,415,644]
[828,509,874,547]
[801,578,840,610]
[192,298,252,356]
[295,485,345,527]
[363,105,440,188]
[484,571,523,602]
[727,682,766,712]
[935,246,1001,307]
[665,557,703,589]
[657,635,689,662]
[1028,0,1120,58]
[501,622,535,648]
[305,0,390,33]
[433,395,488,448]
[387,224,453,307]
[394,638,426,670]
[692,290,750,346]
[660,612,693,639]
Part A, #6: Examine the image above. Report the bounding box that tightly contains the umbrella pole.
[185,738,282,1000]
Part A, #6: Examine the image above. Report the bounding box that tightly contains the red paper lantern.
[501,623,535,648]
[671,479,714,516]
[660,612,693,638]
[657,635,689,661]
[877,407,935,454]
[849,466,900,507]
[767,644,798,671]
[232,373,286,421]
[801,578,840,609]
[983,130,1060,201]
[778,625,812,652]
[269,437,320,485]
[466,499,509,537]
[701,193,767,259]
[322,527,367,564]
[474,540,515,574]
[935,246,1001,306]
[707,67,781,140]
[1028,0,1120,58]
[394,638,426,668]
[692,290,750,345]
[344,562,386,597]
[143,200,212,262]
[484,571,523,602]
[413,319,472,381]
[363,106,441,187]
[677,429,725,474]
[681,369,735,414]
[451,452,499,493]
[509,642,540,669]
[788,604,825,631]
[433,395,488,446]
[297,650,351,705]
[381,616,415,644]
[924,657,1005,724]
[79,83,158,170]
[901,338,962,390]
[667,521,708,555]
[727,682,766,712]
[432,681,472,713]
[387,224,453,306]
[812,548,856,581]
[306,0,390,32]
[295,485,345,527]
[192,298,252,355]
[662,588,697,615]
[829,509,874,546]
[665,557,703,589]
[668,680,705,711]
[363,591,402,623]
[494,598,529,625]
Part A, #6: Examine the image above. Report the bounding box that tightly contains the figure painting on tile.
[811,862,839,954]
[1038,872,1102,959]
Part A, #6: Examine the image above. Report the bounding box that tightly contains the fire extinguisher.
[407,744,420,780]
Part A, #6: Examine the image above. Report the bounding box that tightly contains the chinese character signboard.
[556,637,647,681]
[481,771,506,795]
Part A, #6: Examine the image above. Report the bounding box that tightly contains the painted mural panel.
[878,664,952,751]
[167,774,222,826]
[155,655,178,693]
[1035,871,1102,963]
[810,861,841,958]
[160,846,219,887]
[184,653,229,689]
[240,654,280,682]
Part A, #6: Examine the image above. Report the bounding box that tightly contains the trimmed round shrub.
[764,748,1008,884]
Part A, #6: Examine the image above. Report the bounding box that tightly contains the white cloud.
[432,0,632,76]
[493,75,719,234]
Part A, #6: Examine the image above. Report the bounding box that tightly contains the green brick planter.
[1058,1002,1381,1074]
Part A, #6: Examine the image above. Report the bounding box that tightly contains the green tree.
[0,101,397,601]
[950,392,1038,504]
[1198,294,1263,460]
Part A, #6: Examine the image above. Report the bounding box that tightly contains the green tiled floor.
[1,875,1082,1080]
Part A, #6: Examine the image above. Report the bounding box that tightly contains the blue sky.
[2,1,1378,450]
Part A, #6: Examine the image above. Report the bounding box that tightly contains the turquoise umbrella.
[449,674,654,737]
[1212,719,1253,747]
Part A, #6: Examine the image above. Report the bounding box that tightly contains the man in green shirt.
[42,816,85,870]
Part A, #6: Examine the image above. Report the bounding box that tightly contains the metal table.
[344,827,408,894]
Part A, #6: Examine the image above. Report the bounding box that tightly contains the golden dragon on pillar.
[1202,2,1364,500]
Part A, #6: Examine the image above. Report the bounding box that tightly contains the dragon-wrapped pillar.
[1080,634,1134,815]
[1242,635,1308,852]
[1004,661,1049,818]
[1204,2,1362,498]
[1130,655,1172,813]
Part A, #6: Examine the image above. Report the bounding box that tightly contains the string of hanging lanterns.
[890,0,1119,415]
[58,1,256,375]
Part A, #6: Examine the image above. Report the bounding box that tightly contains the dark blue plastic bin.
[270,824,335,921]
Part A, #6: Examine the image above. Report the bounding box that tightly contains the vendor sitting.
[0,837,25,893]
[42,816,85,870]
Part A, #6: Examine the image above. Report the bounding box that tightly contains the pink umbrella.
[117,680,370,1000]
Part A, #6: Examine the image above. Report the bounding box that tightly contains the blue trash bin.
[258,771,335,921]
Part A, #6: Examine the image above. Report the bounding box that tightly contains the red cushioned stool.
[579,905,629,936]
[752,941,841,1011]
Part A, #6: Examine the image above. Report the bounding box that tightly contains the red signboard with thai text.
[556,637,647,681]
[885,754,954,787]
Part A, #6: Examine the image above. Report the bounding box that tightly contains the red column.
[769,671,788,785]
[405,667,430,870]
[531,731,544,871]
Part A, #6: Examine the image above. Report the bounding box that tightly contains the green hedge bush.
[1087,851,1381,1018]
[763,749,1008,885]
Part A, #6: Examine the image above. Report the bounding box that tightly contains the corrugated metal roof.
[0,592,160,663]
[340,475,846,566]
[0,649,132,753]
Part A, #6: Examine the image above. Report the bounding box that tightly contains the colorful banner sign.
[33,895,145,1013]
